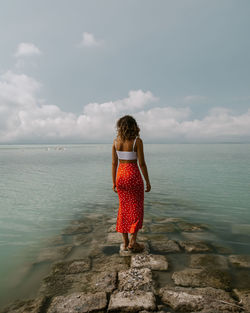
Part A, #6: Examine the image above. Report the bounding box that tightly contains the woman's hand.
[145,182,151,192]
[113,183,117,193]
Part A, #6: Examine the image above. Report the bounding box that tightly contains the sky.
[0,0,250,144]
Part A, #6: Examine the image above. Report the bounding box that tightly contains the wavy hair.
[116,115,140,141]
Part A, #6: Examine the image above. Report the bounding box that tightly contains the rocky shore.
[1,213,250,313]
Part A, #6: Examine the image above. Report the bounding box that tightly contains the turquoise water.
[0,143,250,304]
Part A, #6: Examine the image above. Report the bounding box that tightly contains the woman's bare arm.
[137,138,151,192]
[112,139,118,192]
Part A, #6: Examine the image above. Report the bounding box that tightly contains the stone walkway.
[1,214,249,312]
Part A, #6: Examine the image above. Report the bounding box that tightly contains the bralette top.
[115,136,138,160]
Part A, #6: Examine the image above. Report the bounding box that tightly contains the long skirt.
[116,162,144,233]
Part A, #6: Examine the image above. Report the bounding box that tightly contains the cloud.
[80,32,102,47]
[0,70,250,144]
[14,43,42,57]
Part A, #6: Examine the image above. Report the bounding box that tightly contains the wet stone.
[92,253,130,272]
[39,270,117,297]
[229,254,250,268]
[131,254,168,271]
[179,240,213,253]
[190,254,228,270]
[118,267,154,292]
[51,258,91,275]
[119,242,150,256]
[172,268,231,290]
[182,231,218,242]
[153,217,185,223]
[35,244,73,263]
[107,232,148,245]
[72,234,89,246]
[149,223,176,233]
[233,288,250,312]
[158,286,240,313]
[107,224,116,232]
[150,239,181,253]
[176,221,209,232]
[62,222,92,235]
[108,290,156,312]
[47,291,107,313]
[0,296,47,313]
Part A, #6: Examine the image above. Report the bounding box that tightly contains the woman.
[112,115,151,252]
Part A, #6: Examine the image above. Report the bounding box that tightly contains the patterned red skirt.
[116,162,144,233]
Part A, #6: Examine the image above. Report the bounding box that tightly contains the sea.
[0,143,250,307]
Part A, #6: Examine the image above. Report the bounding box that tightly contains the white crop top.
[115,136,138,160]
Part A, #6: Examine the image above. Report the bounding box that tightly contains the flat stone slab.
[0,296,47,313]
[51,258,91,275]
[35,244,73,263]
[107,224,117,232]
[39,270,117,297]
[149,223,176,233]
[172,268,231,290]
[47,291,107,313]
[62,222,92,235]
[118,267,154,292]
[176,221,208,232]
[229,254,250,268]
[158,286,240,312]
[72,234,90,246]
[119,242,150,256]
[233,288,250,312]
[190,254,228,270]
[92,253,130,271]
[131,254,168,271]
[179,241,213,253]
[108,290,156,312]
[150,239,181,253]
[182,231,218,242]
[153,217,185,223]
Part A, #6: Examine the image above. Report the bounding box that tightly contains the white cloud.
[80,32,102,47]
[14,43,42,57]
[0,70,250,143]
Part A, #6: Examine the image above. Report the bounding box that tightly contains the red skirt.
[116,162,144,233]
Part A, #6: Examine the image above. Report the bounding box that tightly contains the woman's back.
[115,136,138,160]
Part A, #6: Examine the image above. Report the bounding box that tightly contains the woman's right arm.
[137,138,151,192]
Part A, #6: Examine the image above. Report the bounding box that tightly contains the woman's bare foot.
[128,242,145,252]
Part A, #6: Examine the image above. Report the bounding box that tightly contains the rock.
[107,217,117,224]
[62,222,92,235]
[0,296,47,313]
[35,244,73,263]
[150,239,181,253]
[119,242,150,256]
[131,254,168,271]
[179,241,213,253]
[213,243,233,254]
[232,269,250,290]
[118,267,154,292]
[107,224,116,232]
[107,232,148,245]
[108,290,156,312]
[92,253,130,271]
[72,234,89,246]
[39,271,117,297]
[233,289,250,312]
[47,291,107,313]
[140,224,150,233]
[51,258,91,275]
[43,235,65,246]
[229,254,250,268]
[159,286,240,312]
[182,231,218,242]
[176,221,208,232]
[172,268,231,290]
[149,223,176,233]
[153,217,184,223]
[190,254,228,270]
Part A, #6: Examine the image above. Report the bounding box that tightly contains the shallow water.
[0,143,250,307]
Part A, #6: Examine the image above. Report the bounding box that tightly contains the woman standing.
[112,115,151,252]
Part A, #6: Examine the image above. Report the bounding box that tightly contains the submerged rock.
[229,254,250,268]
[233,288,250,312]
[176,221,209,232]
[190,254,228,270]
[62,222,92,235]
[119,242,150,256]
[150,239,181,253]
[149,223,176,233]
[131,254,168,271]
[108,290,156,312]
[35,244,73,263]
[51,258,91,275]
[172,268,231,290]
[179,240,213,253]
[72,233,90,246]
[158,286,240,312]
[92,253,130,271]
[118,267,154,292]
[47,291,107,313]
[0,296,47,313]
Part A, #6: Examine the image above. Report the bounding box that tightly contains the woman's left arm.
[112,139,118,192]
